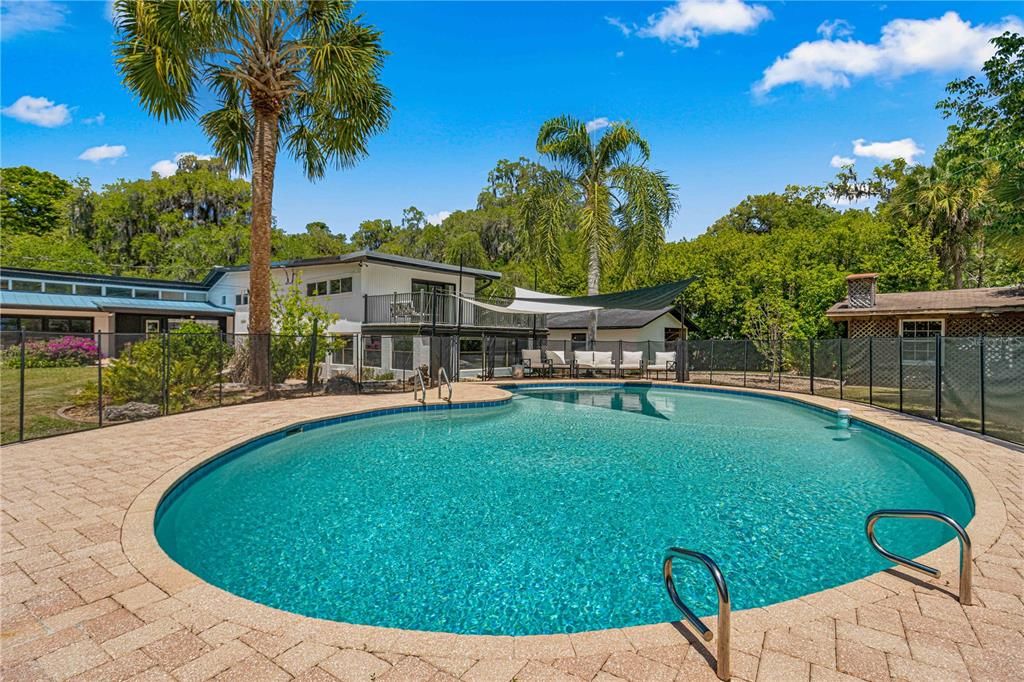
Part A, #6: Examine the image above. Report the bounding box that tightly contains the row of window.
[307,277,353,297]
[2,279,206,302]
[1,316,94,333]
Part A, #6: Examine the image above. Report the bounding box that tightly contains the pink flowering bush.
[2,336,102,368]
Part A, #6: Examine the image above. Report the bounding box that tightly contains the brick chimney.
[846,273,878,308]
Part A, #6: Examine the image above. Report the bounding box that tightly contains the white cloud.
[606,16,633,37]
[830,155,856,168]
[852,137,924,163]
[756,11,1023,94]
[817,19,854,40]
[585,117,613,133]
[78,144,127,163]
[616,50,625,58]
[1,95,72,127]
[636,0,772,47]
[149,151,214,177]
[426,211,452,225]
[150,160,178,178]
[1,0,67,40]
[82,113,106,126]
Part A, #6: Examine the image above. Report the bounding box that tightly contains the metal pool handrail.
[413,369,427,404]
[663,548,731,680]
[438,367,452,402]
[866,509,972,605]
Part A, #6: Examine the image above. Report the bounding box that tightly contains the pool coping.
[117,380,1010,665]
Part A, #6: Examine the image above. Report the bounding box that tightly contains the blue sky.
[2,1,1021,241]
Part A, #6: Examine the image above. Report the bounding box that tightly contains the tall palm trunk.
[586,187,601,349]
[248,107,280,386]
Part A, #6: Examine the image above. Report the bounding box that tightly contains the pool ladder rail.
[866,509,972,605]
[438,367,453,402]
[663,548,731,680]
[413,369,427,404]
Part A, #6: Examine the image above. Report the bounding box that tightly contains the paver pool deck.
[2,382,1022,682]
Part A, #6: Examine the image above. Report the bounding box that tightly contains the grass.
[1,365,98,444]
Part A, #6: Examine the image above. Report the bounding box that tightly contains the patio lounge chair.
[647,351,677,380]
[619,350,645,377]
[521,349,549,377]
[546,349,574,378]
[576,350,616,377]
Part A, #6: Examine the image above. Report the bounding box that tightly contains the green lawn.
[1,365,99,444]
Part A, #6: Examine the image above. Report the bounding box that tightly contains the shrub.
[2,335,101,368]
[103,322,232,409]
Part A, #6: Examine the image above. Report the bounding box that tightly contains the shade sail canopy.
[461,279,695,315]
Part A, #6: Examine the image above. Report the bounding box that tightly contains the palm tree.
[114,0,391,384]
[524,116,677,345]
[891,158,991,288]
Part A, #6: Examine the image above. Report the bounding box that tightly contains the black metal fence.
[2,330,1021,447]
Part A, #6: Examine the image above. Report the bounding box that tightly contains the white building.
[546,307,687,353]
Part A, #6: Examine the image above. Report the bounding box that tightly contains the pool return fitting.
[865,509,972,605]
[663,548,731,680]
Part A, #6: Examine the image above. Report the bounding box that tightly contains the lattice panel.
[947,315,1024,337]
[849,317,899,338]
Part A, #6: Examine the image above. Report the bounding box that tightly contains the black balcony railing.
[363,292,544,330]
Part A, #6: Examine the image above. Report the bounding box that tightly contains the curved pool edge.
[121,381,1009,660]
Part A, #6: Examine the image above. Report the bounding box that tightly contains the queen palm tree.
[114,0,391,383]
[524,116,677,345]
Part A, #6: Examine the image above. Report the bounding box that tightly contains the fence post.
[355,334,362,394]
[778,338,783,391]
[839,339,844,401]
[306,322,319,394]
[218,335,224,407]
[935,335,942,423]
[979,336,986,436]
[18,329,25,442]
[898,336,904,414]
[709,339,715,385]
[266,333,272,399]
[809,339,815,395]
[743,339,748,387]
[97,333,103,428]
[162,332,169,416]
[868,336,874,406]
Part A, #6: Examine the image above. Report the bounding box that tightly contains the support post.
[868,336,874,406]
[809,339,815,395]
[218,334,224,407]
[839,338,844,401]
[743,339,748,387]
[97,333,103,427]
[935,334,942,422]
[18,329,26,442]
[307,320,319,394]
[709,339,715,385]
[979,336,986,435]
[162,332,170,416]
[898,336,904,414]
[266,333,272,399]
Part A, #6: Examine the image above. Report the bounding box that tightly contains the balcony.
[364,292,544,332]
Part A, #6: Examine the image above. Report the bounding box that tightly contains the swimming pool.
[155,385,973,635]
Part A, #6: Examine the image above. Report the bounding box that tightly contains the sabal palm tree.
[892,158,991,288]
[114,0,391,383]
[524,116,677,345]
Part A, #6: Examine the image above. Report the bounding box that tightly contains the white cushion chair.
[620,350,645,376]
[574,350,596,371]
[547,349,574,377]
[521,349,548,377]
[593,351,616,375]
[647,351,677,379]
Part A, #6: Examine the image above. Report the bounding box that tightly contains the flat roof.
[0,291,234,317]
[0,266,209,290]
[827,286,1024,318]
[202,250,501,286]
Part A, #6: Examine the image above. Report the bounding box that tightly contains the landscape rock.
[104,402,160,422]
[325,375,359,395]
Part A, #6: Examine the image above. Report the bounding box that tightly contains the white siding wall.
[547,312,682,344]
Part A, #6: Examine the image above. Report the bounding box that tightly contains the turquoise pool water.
[155,385,973,635]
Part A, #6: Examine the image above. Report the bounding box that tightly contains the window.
[665,327,681,344]
[235,291,249,306]
[75,285,102,296]
[0,317,18,331]
[11,280,42,292]
[161,291,185,301]
[0,317,93,333]
[107,286,133,298]
[221,296,227,305]
[329,277,352,294]
[306,281,328,297]
[363,335,382,367]
[392,335,413,370]
[332,334,355,365]
[134,289,160,300]
[571,333,587,351]
[1,280,8,290]
[901,319,943,363]
[46,283,73,295]
[185,292,206,302]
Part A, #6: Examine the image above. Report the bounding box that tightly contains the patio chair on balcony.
[619,350,645,377]
[547,349,575,378]
[390,301,423,324]
[647,351,676,380]
[522,349,550,378]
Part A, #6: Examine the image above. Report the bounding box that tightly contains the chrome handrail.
[663,548,731,680]
[438,367,453,402]
[412,369,427,404]
[866,509,972,605]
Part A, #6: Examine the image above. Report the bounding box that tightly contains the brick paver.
[2,382,1021,681]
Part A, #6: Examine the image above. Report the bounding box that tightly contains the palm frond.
[536,115,592,175]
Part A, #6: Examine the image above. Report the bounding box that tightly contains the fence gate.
[429,335,457,382]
